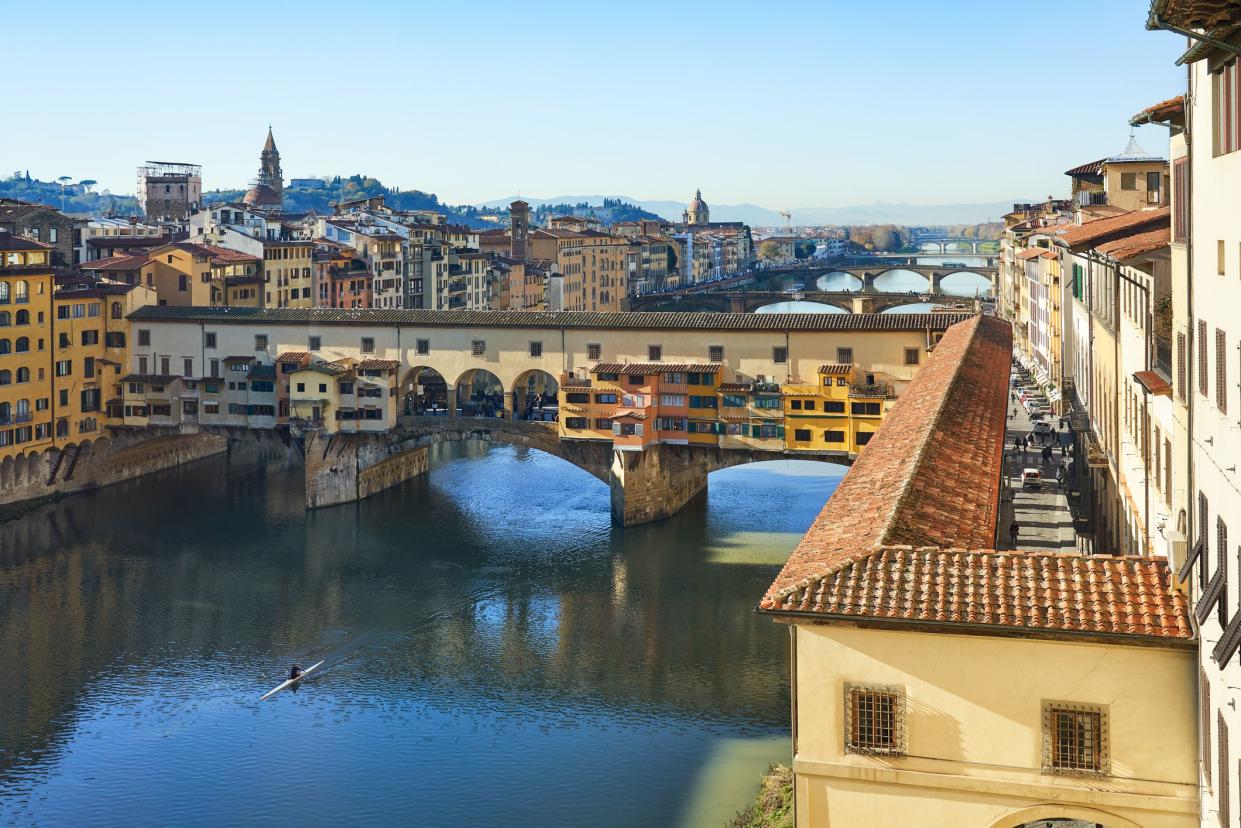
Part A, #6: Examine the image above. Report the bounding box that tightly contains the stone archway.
[988,804,1142,828]
[401,367,449,416]
[455,368,505,418]
[510,369,559,422]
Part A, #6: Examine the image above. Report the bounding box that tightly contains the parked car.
[1021,468,1042,489]
[1033,421,1053,435]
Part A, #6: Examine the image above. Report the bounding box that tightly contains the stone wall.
[358,445,428,501]
[609,444,711,527]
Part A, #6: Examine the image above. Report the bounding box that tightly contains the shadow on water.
[0,442,842,827]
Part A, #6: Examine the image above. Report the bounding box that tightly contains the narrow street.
[1000,380,1078,553]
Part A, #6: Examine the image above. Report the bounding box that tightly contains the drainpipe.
[1185,57,1197,590]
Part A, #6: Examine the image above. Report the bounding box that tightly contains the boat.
[260,660,325,701]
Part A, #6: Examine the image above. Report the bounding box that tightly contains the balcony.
[849,381,894,399]
[1153,335,1173,382]
[1077,190,1108,207]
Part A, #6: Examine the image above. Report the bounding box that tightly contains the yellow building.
[782,363,894,455]
[759,315,1197,828]
[718,380,784,450]
[554,231,629,313]
[141,242,215,306]
[0,234,54,461]
[262,239,314,308]
[288,358,399,432]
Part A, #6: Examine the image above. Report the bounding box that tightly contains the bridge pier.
[610,444,710,527]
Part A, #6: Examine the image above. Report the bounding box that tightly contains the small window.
[1043,701,1108,775]
[837,347,853,365]
[1220,240,1227,276]
[138,329,151,346]
[904,348,920,366]
[183,358,193,377]
[845,684,905,756]
[361,337,375,354]
[648,345,662,362]
[708,345,724,362]
[296,382,305,392]
[772,346,787,364]
[824,429,845,443]
[416,338,430,356]
[587,343,601,361]
[309,336,321,351]
[529,341,542,358]
[255,334,268,351]
[205,332,217,348]
[1120,172,1137,190]
[471,340,485,357]
[318,383,327,393]
[793,428,811,441]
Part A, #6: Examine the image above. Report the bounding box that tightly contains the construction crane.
[779,210,792,231]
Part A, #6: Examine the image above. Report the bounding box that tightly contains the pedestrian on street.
[1042,445,1052,465]
[1009,520,1020,546]
[1060,442,1067,457]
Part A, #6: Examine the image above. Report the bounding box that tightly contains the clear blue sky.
[2,0,1185,209]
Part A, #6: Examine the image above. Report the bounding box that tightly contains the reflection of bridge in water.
[628,263,996,314]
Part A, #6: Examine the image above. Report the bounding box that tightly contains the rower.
[289,664,304,681]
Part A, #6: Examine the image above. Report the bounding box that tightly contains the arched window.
[0,281,8,303]
[14,281,28,303]
[15,309,28,325]
[111,301,122,319]
[0,339,9,354]
[0,311,8,326]
[14,337,29,353]
[16,399,30,417]
[0,369,10,385]
[15,367,30,383]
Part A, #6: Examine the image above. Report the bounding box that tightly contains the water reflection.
[0,445,842,826]
[755,300,848,314]
[873,269,931,293]
[938,272,992,297]
[881,302,934,314]
[813,272,863,292]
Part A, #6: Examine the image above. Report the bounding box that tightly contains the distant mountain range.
[478,195,1027,226]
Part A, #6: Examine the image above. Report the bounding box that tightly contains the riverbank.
[728,764,793,828]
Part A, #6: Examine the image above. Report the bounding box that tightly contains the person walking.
[1009,520,1020,546]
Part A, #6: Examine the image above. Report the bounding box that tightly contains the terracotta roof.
[1130,95,1186,126]
[718,382,751,392]
[1134,369,1173,397]
[121,373,178,384]
[222,355,254,364]
[1046,208,1170,252]
[818,363,852,374]
[591,363,720,375]
[768,545,1190,641]
[1149,0,1241,30]
[127,306,975,333]
[759,313,1192,644]
[80,253,147,271]
[1096,227,1171,261]
[357,359,400,371]
[1016,248,1050,260]
[1064,158,1106,177]
[0,232,51,251]
[276,351,311,363]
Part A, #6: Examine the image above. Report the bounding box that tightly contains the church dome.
[243,184,282,206]
[688,189,707,213]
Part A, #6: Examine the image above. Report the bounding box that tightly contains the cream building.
[759,314,1197,828]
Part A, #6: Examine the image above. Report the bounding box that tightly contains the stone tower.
[510,200,530,261]
[259,127,283,202]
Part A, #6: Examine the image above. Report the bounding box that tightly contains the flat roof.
[127,305,975,332]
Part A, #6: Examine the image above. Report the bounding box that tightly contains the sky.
[2,0,1187,210]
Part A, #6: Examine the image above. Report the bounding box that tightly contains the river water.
[0,444,845,827]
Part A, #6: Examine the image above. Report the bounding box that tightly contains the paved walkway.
[999,391,1078,553]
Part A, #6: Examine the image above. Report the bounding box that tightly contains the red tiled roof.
[769,546,1190,640]
[1064,158,1106,177]
[1016,248,1048,260]
[1096,227,1171,261]
[591,363,720,375]
[0,232,51,251]
[718,383,751,392]
[1151,0,1241,30]
[357,359,400,371]
[1134,370,1173,397]
[1045,208,1170,252]
[80,253,147,270]
[1130,95,1186,126]
[759,313,1192,643]
[276,351,311,363]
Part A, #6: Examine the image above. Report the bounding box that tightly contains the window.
[204,332,217,349]
[471,340,485,357]
[1214,57,1241,156]
[587,343,601,361]
[255,334,268,351]
[772,346,787,364]
[80,330,99,346]
[648,345,662,362]
[81,389,100,413]
[1217,328,1228,414]
[1120,172,1137,191]
[565,417,589,430]
[1200,320,1209,398]
[688,395,717,409]
[209,359,220,378]
[708,345,724,362]
[790,399,802,410]
[566,392,590,404]
[138,329,151,347]
[793,428,811,441]
[309,336,321,351]
[904,348,920,366]
[529,341,542,358]
[416,338,430,356]
[1219,714,1230,828]
[55,360,72,377]
[837,347,853,365]
[1173,158,1190,242]
[852,402,882,415]
[318,383,327,393]
[627,375,645,385]
[1220,241,1227,276]
[856,431,873,446]
[824,400,845,413]
[596,372,619,382]
[659,394,685,407]
[844,685,905,756]
[178,274,188,292]
[1177,332,1187,401]
[1200,492,1211,588]
[804,400,816,410]
[1202,667,1213,784]
[296,382,305,392]
[595,393,618,404]
[722,394,746,408]
[361,337,375,354]
[83,357,94,378]
[824,429,845,443]
[1043,702,1107,775]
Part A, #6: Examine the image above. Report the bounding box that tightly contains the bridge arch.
[937,270,995,297]
[870,268,931,292]
[754,299,851,314]
[510,369,560,421]
[455,368,506,418]
[401,366,449,415]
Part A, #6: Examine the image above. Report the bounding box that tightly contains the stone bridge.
[302,416,852,526]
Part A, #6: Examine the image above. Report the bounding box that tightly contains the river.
[0,443,845,827]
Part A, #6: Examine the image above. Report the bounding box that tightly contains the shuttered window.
[1220,519,1231,630]
[1173,158,1190,242]
[1218,328,1229,414]
[1203,668,1213,785]
[1202,492,1212,588]
[1201,320,1210,398]
[1178,332,1188,401]
[1221,714,1230,827]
